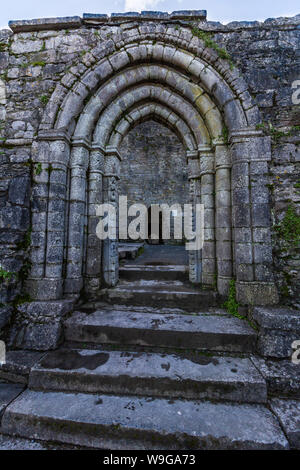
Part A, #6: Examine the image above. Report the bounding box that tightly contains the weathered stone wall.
[120,120,188,207]
[0,12,299,334]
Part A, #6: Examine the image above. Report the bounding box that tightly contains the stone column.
[214,140,232,296]
[199,145,216,288]
[26,131,70,301]
[64,139,89,296]
[187,151,202,284]
[230,130,278,305]
[85,147,104,297]
[102,147,121,287]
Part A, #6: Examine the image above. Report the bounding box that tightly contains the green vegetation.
[16,227,32,251]
[12,293,32,307]
[39,95,49,105]
[34,162,42,175]
[256,122,300,143]
[274,205,300,249]
[31,61,46,67]
[17,260,32,282]
[223,279,241,318]
[221,125,229,143]
[0,267,14,283]
[191,27,234,69]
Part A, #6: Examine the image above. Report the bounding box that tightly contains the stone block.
[9,299,75,351]
[0,207,30,231]
[9,17,82,33]
[232,205,251,227]
[8,176,30,206]
[236,264,254,282]
[24,279,63,301]
[0,306,13,329]
[270,399,300,449]
[251,204,271,227]
[236,281,279,306]
[0,383,24,418]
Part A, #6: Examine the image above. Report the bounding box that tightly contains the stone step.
[0,382,24,418]
[119,265,188,281]
[28,349,267,403]
[252,357,300,398]
[1,390,288,450]
[99,280,220,310]
[64,310,257,353]
[118,243,144,260]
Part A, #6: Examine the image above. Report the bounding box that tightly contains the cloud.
[124,0,162,12]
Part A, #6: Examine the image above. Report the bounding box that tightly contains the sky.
[1,0,299,29]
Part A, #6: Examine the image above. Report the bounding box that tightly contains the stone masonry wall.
[119,120,188,207]
[0,12,300,334]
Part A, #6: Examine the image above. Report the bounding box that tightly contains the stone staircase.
[99,264,220,311]
[0,262,297,449]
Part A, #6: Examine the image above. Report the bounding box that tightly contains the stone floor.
[124,244,189,266]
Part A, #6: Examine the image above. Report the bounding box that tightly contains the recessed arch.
[41,33,259,133]
[90,83,211,148]
[71,64,224,144]
[108,102,197,151]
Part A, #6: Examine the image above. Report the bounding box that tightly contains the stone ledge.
[9,11,207,32]
[84,10,207,23]
[8,16,82,33]
[251,306,300,358]
[7,12,300,33]
[252,306,300,331]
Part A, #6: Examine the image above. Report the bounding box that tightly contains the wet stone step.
[65,310,257,353]
[1,390,289,450]
[99,280,220,310]
[28,349,267,403]
[119,265,188,281]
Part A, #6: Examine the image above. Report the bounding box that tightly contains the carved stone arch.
[108,102,197,151]
[41,31,259,132]
[27,29,278,306]
[71,64,223,143]
[91,84,211,146]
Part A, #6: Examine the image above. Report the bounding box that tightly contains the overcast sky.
[1,0,299,29]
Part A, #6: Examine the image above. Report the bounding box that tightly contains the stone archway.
[26,27,278,306]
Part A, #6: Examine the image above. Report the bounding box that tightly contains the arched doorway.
[26,28,278,306]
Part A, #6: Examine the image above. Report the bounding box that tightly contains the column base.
[217,276,232,296]
[9,299,75,351]
[25,279,63,301]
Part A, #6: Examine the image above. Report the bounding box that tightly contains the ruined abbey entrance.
[25,28,278,306]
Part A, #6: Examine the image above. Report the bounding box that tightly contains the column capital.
[198,144,213,154]
[229,128,264,143]
[105,145,122,161]
[186,150,199,160]
[72,136,91,150]
[37,128,71,144]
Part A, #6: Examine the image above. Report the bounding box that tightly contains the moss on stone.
[275,205,300,249]
[223,280,241,318]
[191,27,234,69]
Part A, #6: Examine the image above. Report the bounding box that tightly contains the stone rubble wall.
[0,12,299,332]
